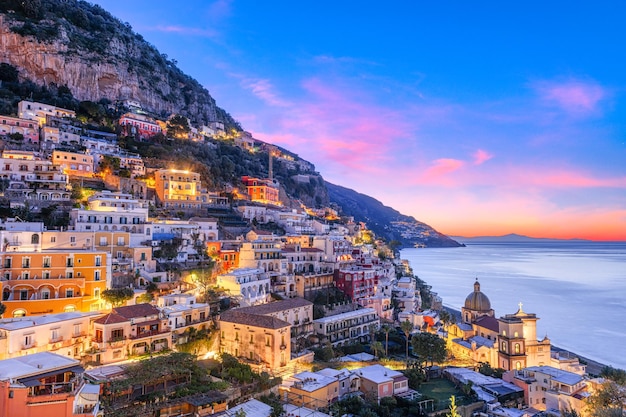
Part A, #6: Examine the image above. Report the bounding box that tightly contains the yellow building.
[52,150,94,177]
[0,250,108,317]
[154,168,202,208]
[219,308,291,371]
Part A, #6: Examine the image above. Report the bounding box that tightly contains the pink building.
[0,115,39,144]
[119,113,162,139]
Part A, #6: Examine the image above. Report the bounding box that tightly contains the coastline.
[441,305,607,376]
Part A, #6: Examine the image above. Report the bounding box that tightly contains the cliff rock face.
[0,15,220,125]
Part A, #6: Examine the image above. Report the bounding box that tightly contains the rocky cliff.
[0,4,235,127]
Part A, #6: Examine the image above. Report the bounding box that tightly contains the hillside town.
[0,99,622,417]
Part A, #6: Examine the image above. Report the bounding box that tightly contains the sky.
[93,1,626,241]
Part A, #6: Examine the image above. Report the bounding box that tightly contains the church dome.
[464,280,491,311]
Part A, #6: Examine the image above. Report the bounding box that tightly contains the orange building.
[0,351,100,417]
[0,250,108,317]
[241,176,282,205]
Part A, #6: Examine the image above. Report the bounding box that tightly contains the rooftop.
[289,371,337,392]
[0,352,81,381]
[313,307,377,324]
[236,298,313,315]
[0,311,100,331]
[220,309,290,330]
[524,366,583,386]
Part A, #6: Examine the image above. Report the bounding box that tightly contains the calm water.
[401,241,626,370]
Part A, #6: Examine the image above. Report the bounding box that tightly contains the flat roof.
[0,311,100,331]
[314,308,377,324]
[289,371,336,392]
[525,366,583,386]
[0,352,80,381]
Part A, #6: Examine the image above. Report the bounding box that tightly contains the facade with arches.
[0,249,108,317]
[217,267,271,307]
[0,151,70,202]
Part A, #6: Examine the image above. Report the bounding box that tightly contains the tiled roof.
[113,303,160,319]
[94,313,128,325]
[220,309,290,330]
[237,298,313,315]
[474,315,499,332]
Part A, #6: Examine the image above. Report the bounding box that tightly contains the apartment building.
[0,249,108,316]
[18,100,76,125]
[216,267,271,307]
[0,115,39,143]
[0,151,70,202]
[313,308,379,347]
[219,308,291,370]
[119,112,161,138]
[91,304,171,365]
[0,352,100,417]
[232,298,314,353]
[0,311,99,360]
[52,150,94,177]
[241,176,281,206]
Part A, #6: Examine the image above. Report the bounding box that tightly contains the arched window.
[13,309,26,318]
[516,361,522,371]
[515,343,521,353]
[501,341,507,352]
[31,234,39,244]
[514,331,519,337]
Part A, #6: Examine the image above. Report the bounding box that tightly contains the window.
[70,236,76,243]
[250,334,254,344]
[266,335,271,347]
[20,289,28,300]
[66,257,73,267]
[515,343,521,354]
[22,257,30,268]
[50,236,56,243]
[3,258,11,268]
[24,335,33,347]
[66,289,74,298]
[94,288,100,299]
[66,272,73,279]
[43,271,50,279]
[41,289,50,299]
[111,329,123,340]
[235,332,239,341]
[31,234,39,244]
[117,237,125,246]
[94,270,101,281]
[100,237,107,246]
[95,256,101,267]
[43,257,51,268]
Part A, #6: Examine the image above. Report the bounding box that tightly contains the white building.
[70,191,152,245]
[0,311,99,360]
[313,308,379,347]
[217,267,271,307]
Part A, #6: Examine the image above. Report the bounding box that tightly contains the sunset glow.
[95,1,626,241]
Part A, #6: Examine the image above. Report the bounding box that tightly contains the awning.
[18,365,84,387]
[78,383,101,403]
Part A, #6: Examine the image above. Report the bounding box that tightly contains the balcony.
[129,329,169,340]
[22,341,37,350]
[49,335,64,344]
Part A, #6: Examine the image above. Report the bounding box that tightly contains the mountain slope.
[327,182,462,247]
[0,0,238,128]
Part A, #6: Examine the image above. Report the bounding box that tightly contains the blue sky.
[93,1,626,240]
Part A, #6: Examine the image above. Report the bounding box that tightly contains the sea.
[400,241,626,370]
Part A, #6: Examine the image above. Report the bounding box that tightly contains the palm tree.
[368,323,378,343]
[381,323,392,357]
[401,319,414,363]
[371,341,384,359]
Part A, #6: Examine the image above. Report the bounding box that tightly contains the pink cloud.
[153,25,219,38]
[533,80,606,114]
[240,78,290,107]
[473,149,493,165]
[519,170,626,188]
